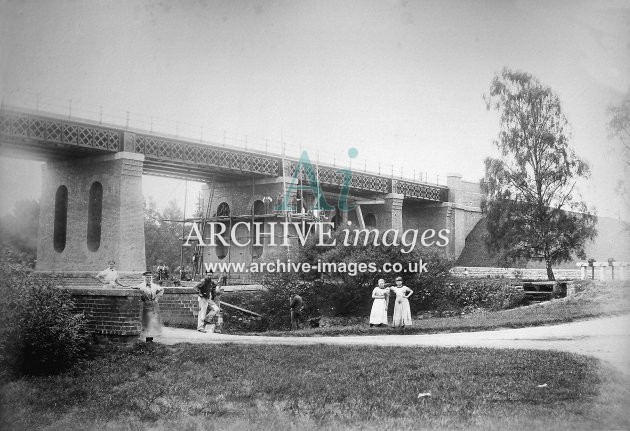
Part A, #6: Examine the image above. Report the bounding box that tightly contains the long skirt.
[369,298,388,325]
[392,298,412,327]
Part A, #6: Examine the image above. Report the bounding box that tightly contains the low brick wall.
[450,266,582,280]
[63,284,264,338]
[65,287,142,341]
[160,287,199,327]
[159,285,264,327]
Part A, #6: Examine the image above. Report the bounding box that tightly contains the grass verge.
[1,343,629,430]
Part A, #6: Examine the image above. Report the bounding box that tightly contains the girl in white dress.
[391,276,413,327]
[369,279,389,326]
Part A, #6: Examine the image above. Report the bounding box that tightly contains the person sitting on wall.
[179,266,191,282]
[157,263,170,281]
[94,260,127,288]
[130,271,165,342]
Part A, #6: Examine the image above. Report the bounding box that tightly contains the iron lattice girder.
[0,108,447,201]
[134,134,280,176]
[0,110,121,152]
[286,160,447,201]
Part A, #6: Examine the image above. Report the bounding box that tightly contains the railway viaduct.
[0,106,483,281]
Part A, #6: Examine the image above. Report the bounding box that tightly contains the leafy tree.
[483,68,597,280]
[144,198,192,274]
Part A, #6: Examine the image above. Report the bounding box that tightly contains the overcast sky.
[1,0,629,219]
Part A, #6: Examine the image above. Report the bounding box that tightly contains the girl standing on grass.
[369,279,389,327]
[391,276,413,327]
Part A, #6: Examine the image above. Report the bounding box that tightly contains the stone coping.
[59,285,263,295]
[34,271,144,277]
[61,286,142,297]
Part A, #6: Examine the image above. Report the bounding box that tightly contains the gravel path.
[157,314,630,375]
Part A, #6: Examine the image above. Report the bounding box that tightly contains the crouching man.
[195,270,222,333]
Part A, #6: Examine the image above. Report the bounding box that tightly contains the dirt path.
[158,314,630,375]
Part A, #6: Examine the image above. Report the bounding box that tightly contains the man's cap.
[142,271,152,276]
[395,276,403,281]
[108,260,116,264]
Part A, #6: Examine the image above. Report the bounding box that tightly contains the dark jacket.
[290,295,303,311]
[195,277,216,300]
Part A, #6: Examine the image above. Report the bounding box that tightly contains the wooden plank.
[220,301,262,317]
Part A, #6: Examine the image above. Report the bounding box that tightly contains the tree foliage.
[482,68,597,280]
[0,262,90,379]
[255,230,454,328]
[144,198,192,274]
[0,199,40,268]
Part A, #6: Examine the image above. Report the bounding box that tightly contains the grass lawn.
[2,343,629,430]
[248,279,630,337]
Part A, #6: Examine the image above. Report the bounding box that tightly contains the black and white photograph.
[1,1,629,430]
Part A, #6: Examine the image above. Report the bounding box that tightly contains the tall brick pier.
[36,152,146,273]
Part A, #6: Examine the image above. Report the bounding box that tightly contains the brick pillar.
[36,152,146,273]
[383,193,404,230]
[446,173,463,204]
[446,173,465,258]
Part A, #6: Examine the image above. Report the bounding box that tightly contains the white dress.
[97,268,119,287]
[391,286,413,327]
[369,287,388,325]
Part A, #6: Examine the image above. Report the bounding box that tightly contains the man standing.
[195,270,221,333]
[290,294,304,330]
[94,260,126,287]
[130,271,165,342]
[191,252,199,280]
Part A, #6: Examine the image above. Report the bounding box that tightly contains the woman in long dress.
[391,276,413,327]
[369,279,389,326]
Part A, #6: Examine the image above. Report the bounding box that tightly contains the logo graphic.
[275,148,358,212]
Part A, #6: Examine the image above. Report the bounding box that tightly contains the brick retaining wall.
[160,287,198,327]
[159,285,264,327]
[65,287,142,340]
[65,284,264,338]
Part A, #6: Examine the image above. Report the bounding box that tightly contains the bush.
[255,272,330,330]
[424,278,526,314]
[248,229,529,327]
[0,263,90,379]
[249,232,455,328]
